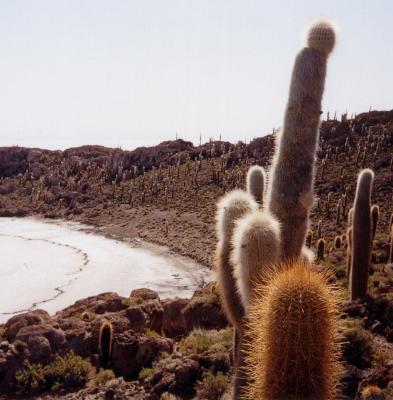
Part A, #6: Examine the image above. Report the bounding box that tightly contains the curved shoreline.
[0,217,212,323]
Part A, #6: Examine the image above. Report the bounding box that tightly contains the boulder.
[15,323,66,349]
[4,309,51,341]
[27,336,52,364]
[57,292,127,318]
[126,306,147,333]
[130,288,160,301]
[141,300,164,334]
[183,285,227,330]
[147,357,201,398]
[162,298,190,338]
[65,328,93,357]
[112,331,173,379]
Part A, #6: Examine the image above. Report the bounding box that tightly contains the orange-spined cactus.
[244,261,342,400]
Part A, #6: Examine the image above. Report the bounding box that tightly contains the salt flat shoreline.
[0,216,211,323]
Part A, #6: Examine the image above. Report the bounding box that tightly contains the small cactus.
[347,227,353,277]
[370,204,379,243]
[317,238,326,260]
[389,225,393,264]
[244,261,342,400]
[317,219,323,239]
[326,192,332,219]
[246,165,266,205]
[99,321,113,367]
[334,235,342,249]
[336,198,342,223]
[350,169,374,300]
[305,230,313,248]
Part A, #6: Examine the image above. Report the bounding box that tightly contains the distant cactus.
[347,227,353,277]
[334,235,342,249]
[305,230,313,248]
[370,204,379,243]
[350,169,374,300]
[388,226,393,265]
[246,165,266,205]
[317,219,322,239]
[244,261,342,400]
[321,158,326,179]
[326,192,332,219]
[99,321,113,367]
[348,207,354,226]
[232,210,280,309]
[266,20,335,261]
[317,238,326,260]
[336,199,342,223]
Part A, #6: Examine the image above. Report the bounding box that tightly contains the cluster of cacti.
[214,20,341,399]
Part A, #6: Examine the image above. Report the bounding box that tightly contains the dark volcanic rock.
[162,298,190,338]
[130,288,160,301]
[15,323,66,349]
[27,335,52,363]
[125,306,147,333]
[4,309,51,341]
[112,330,173,379]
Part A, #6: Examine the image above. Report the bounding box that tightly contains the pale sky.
[0,0,392,150]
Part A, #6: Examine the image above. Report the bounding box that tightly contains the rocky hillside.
[1,109,393,399]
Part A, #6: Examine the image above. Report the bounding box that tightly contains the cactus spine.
[246,165,266,205]
[232,210,281,310]
[350,169,374,300]
[266,21,335,260]
[99,321,113,367]
[244,262,341,400]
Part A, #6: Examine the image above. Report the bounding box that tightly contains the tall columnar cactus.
[232,210,280,310]
[215,190,258,329]
[99,321,113,367]
[246,165,266,205]
[244,262,342,400]
[266,21,336,260]
[370,204,379,243]
[350,169,374,300]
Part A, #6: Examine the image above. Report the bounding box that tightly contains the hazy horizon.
[1,0,392,151]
